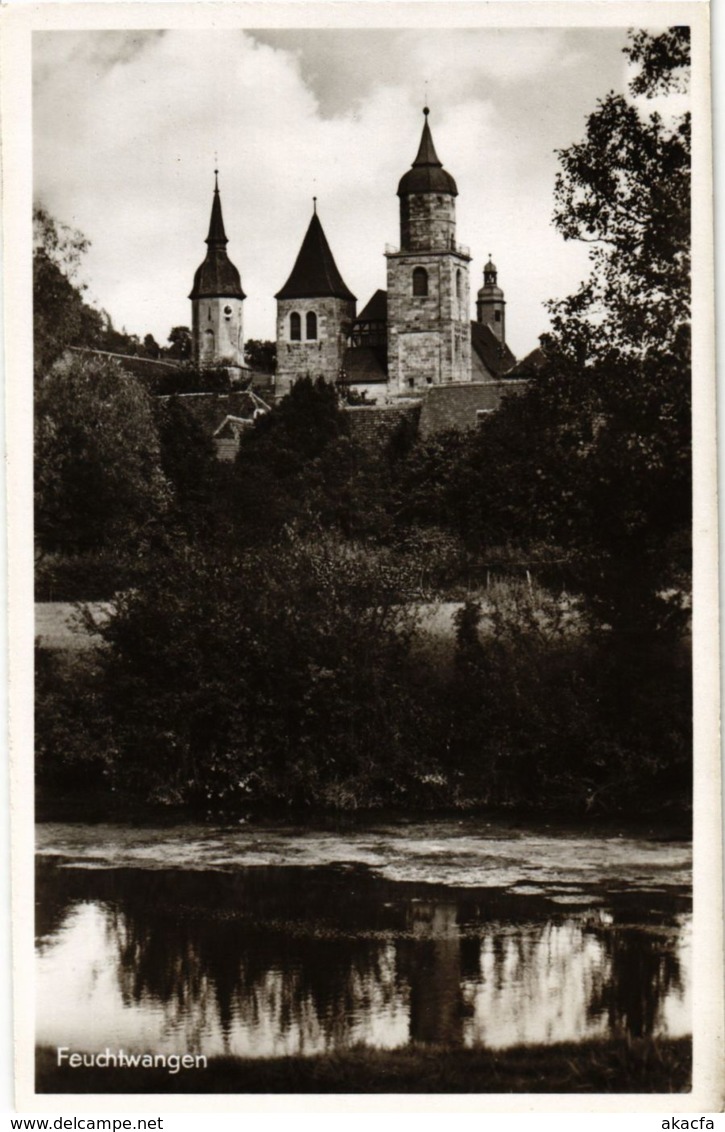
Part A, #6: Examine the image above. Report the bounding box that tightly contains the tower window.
[306,311,318,340]
[290,312,301,341]
[412,267,428,297]
[495,310,501,322]
[456,269,462,299]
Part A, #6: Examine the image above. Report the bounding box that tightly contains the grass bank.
[36,1037,691,1094]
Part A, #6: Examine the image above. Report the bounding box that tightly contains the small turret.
[476,255,506,345]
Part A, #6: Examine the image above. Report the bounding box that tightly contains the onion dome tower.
[476,256,506,345]
[275,199,356,397]
[189,171,246,369]
[386,108,471,390]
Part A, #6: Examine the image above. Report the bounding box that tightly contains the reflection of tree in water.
[37,861,690,1054]
[585,920,686,1038]
[103,868,406,1054]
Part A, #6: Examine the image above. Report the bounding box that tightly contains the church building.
[190,110,517,397]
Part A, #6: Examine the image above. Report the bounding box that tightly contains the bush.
[442,583,691,812]
[86,535,443,809]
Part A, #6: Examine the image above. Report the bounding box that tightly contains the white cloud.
[34,26,631,359]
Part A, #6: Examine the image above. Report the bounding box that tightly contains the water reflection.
[36,861,690,1058]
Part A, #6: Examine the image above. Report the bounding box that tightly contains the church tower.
[386,108,471,391]
[476,257,506,344]
[189,172,246,369]
[275,201,356,398]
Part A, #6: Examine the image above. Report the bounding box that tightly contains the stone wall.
[276,295,356,397]
[386,251,471,390]
[400,192,455,251]
[344,401,422,448]
[417,380,528,438]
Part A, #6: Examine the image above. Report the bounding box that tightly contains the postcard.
[3,0,721,1114]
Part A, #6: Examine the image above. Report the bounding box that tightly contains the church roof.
[189,176,246,301]
[340,345,389,384]
[470,321,517,377]
[398,109,458,197]
[356,289,387,322]
[507,346,547,378]
[275,208,356,301]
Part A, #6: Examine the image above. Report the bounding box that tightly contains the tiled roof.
[398,110,458,197]
[340,345,388,384]
[275,211,355,301]
[507,346,547,377]
[189,181,245,301]
[470,321,517,377]
[356,289,387,323]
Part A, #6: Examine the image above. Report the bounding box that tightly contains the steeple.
[275,206,355,301]
[189,173,245,300]
[398,108,458,197]
[483,255,498,286]
[477,255,506,345]
[205,169,228,245]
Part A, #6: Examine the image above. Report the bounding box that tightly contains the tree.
[166,326,192,360]
[91,536,433,808]
[545,27,690,364]
[35,354,170,555]
[244,339,276,373]
[143,333,161,359]
[434,29,692,629]
[152,395,222,536]
[33,206,104,369]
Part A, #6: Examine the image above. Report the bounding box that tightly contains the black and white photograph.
[3,0,721,1110]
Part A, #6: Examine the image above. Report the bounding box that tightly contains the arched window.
[412,267,428,297]
[456,269,462,300]
[306,311,318,340]
[290,312,301,341]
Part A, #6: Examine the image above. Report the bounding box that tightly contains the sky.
[34,25,638,360]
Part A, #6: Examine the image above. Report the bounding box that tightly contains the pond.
[36,819,691,1062]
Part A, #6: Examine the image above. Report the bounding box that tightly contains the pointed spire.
[189,172,245,300]
[412,106,443,168]
[275,205,355,301]
[398,107,457,197]
[206,169,228,246]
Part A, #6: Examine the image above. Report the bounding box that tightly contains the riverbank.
[36,1037,691,1094]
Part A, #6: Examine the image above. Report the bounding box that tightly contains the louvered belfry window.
[290,312,301,341]
[306,312,318,340]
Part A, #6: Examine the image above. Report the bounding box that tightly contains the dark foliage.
[35,354,170,556]
[79,536,439,809]
[244,338,277,373]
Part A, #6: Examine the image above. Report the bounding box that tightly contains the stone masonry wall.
[344,402,422,448]
[386,251,470,390]
[276,295,356,397]
[417,380,528,437]
[192,295,244,367]
[400,192,455,252]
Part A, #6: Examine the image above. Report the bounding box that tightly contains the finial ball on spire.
[423,106,429,116]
